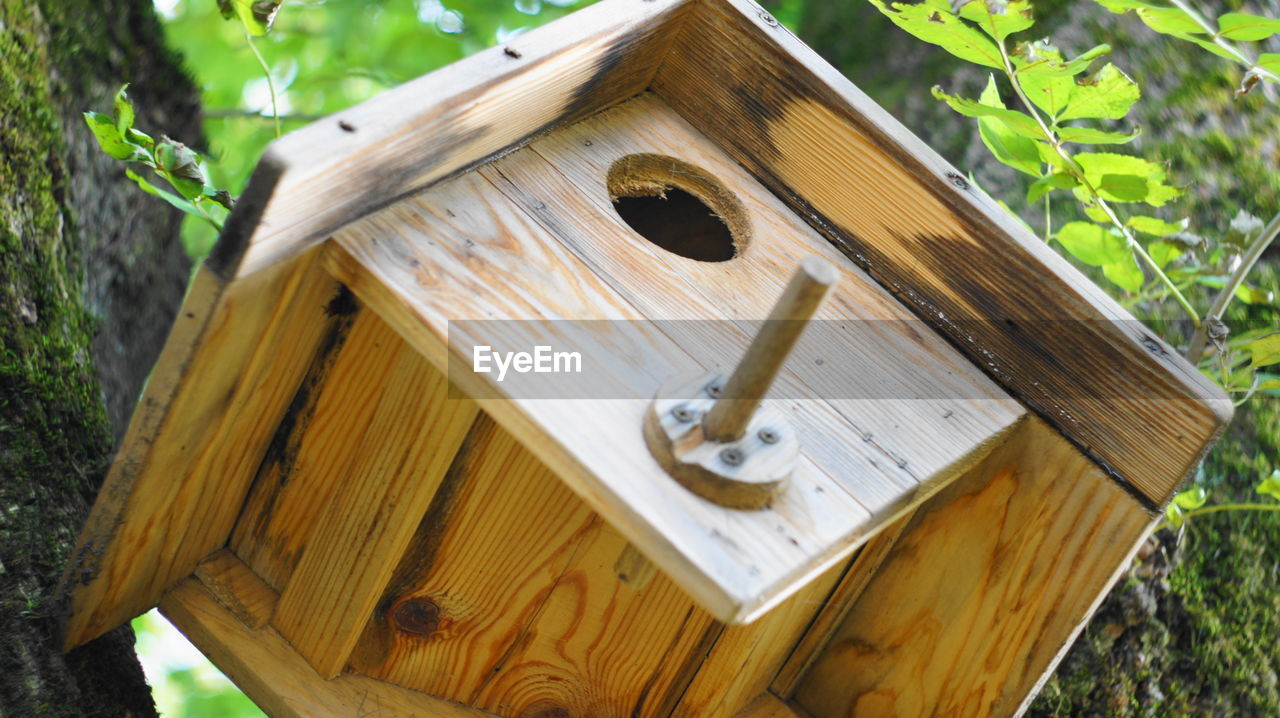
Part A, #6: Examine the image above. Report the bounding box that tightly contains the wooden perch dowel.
[702,256,838,443]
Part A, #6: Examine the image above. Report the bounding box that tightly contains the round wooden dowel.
[702,256,838,443]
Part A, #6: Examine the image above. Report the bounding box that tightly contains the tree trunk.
[0,1,199,715]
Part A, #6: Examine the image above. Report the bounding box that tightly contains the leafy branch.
[218,0,286,138]
[874,0,1197,319]
[84,85,233,230]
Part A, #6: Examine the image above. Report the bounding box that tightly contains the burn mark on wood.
[232,288,362,577]
[205,153,287,279]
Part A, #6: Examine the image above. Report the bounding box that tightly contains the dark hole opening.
[612,188,737,262]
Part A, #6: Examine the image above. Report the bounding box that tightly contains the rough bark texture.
[0,0,199,715]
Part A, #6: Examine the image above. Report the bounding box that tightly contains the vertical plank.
[64,250,343,649]
[793,418,1155,718]
[230,309,407,591]
[194,549,279,630]
[769,511,914,698]
[272,339,479,679]
[351,415,719,717]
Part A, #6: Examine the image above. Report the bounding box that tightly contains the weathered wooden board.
[793,417,1155,718]
[212,0,693,281]
[62,250,343,649]
[350,414,717,716]
[733,694,810,718]
[272,341,479,678]
[194,549,278,630]
[651,0,1230,505]
[325,118,1020,623]
[161,574,493,718]
[769,511,914,699]
[231,309,406,592]
[484,93,1024,518]
[324,182,878,623]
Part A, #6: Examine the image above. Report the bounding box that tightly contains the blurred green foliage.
[153,0,595,258]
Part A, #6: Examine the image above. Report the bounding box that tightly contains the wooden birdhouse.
[61,1,1231,716]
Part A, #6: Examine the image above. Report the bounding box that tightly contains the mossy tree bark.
[1,1,199,715]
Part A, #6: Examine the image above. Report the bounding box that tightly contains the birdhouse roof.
[64,0,1228,656]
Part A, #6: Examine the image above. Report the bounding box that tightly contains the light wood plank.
[482,93,1024,517]
[213,0,692,280]
[325,176,879,623]
[63,250,342,649]
[230,309,406,591]
[351,414,720,717]
[769,511,914,698]
[670,555,851,718]
[194,549,278,630]
[272,339,479,678]
[160,577,493,718]
[793,418,1155,718]
[651,0,1230,505]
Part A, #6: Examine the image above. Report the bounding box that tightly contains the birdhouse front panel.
[61,0,1229,716]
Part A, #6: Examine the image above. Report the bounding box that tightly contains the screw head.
[671,405,695,423]
[705,381,723,398]
[759,11,779,26]
[720,447,745,467]
[758,428,780,444]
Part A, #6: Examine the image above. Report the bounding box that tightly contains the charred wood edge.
[654,0,1229,510]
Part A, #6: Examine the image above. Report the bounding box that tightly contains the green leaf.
[112,84,135,136]
[125,127,154,151]
[1148,240,1183,268]
[1056,221,1130,266]
[1183,35,1241,61]
[1248,333,1280,367]
[1235,283,1274,305]
[976,76,1042,175]
[1173,485,1208,510]
[1137,7,1205,36]
[958,0,1035,40]
[1256,470,1280,500]
[155,138,208,200]
[83,112,141,161]
[1059,64,1140,121]
[932,86,1045,139]
[1103,257,1144,292]
[1164,502,1184,527]
[870,1,1005,68]
[1027,172,1079,203]
[1095,174,1149,201]
[1018,70,1073,116]
[1075,152,1181,206]
[125,168,200,215]
[1217,12,1280,42]
[1058,125,1141,145]
[218,0,283,36]
[1127,215,1187,236]
[1260,53,1280,76]
[1094,0,1156,11]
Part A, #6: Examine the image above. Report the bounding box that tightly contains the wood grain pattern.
[230,308,406,591]
[161,576,494,718]
[325,177,884,623]
[651,0,1230,505]
[214,0,692,281]
[794,417,1155,718]
[271,339,479,678]
[194,549,278,630]
[489,94,1024,519]
[62,250,341,649]
[769,511,914,699]
[351,414,718,717]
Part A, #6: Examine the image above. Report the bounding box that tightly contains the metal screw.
[705,381,723,398]
[672,405,695,423]
[720,447,745,467]
[758,427,780,444]
[759,11,778,26]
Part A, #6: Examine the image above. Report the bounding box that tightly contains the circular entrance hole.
[607,154,749,262]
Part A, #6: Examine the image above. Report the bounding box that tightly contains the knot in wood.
[392,597,441,636]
